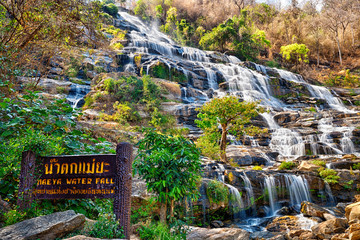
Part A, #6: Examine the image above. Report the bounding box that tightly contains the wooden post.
[17,151,37,211]
[114,142,133,239]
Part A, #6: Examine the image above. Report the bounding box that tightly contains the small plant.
[252,166,263,171]
[343,180,354,189]
[206,180,229,205]
[3,209,26,226]
[318,168,340,184]
[311,160,326,167]
[278,161,297,170]
[353,162,360,170]
[228,158,239,168]
[86,213,124,239]
[138,222,186,240]
[111,42,124,50]
[56,86,68,94]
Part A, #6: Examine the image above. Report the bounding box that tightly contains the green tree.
[134,0,149,20]
[280,43,309,65]
[195,96,264,162]
[134,130,202,224]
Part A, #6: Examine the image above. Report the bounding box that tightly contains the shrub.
[138,221,187,240]
[311,160,326,167]
[102,3,118,18]
[278,161,297,170]
[318,168,340,184]
[86,214,124,239]
[353,163,360,170]
[3,209,26,226]
[206,180,229,205]
[252,166,263,171]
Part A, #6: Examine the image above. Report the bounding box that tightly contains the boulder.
[298,161,319,171]
[349,223,360,240]
[301,201,333,220]
[0,210,85,240]
[187,227,250,240]
[346,202,360,223]
[331,233,349,240]
[266,216,301,232]
[311,218,348,240]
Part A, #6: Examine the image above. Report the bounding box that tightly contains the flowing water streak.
[225,183,246,219]
[284,175,311,210]
[263,176,279,216]
[240,173,257,216]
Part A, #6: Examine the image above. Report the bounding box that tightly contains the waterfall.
[226,183,246,220]
[66,83,91,108]
[284,175,311,210]
[341,130,355,154]
[270,128,305,157]
[240,173,257,216]
[263,176,279,216]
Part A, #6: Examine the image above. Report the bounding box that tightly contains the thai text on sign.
[34,155,117,199]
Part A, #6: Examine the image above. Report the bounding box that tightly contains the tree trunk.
[335,35,342,66]
[169,199,175,219]
[219,124,228,162]
[160,202,167,224]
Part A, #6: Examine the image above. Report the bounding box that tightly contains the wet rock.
[211,220,224,228]
[346,202,360,224]
[187,227,250,240]
[250,231,276,239]
[277,206,298,216]
[298,161,319,171]
[299,231,317,240]
[288,229,311,239]
[349,223,360,240]
[0,210,85,240]
[301,201,334,220]
[266,215,301,232]
[311,218,348,240]
[274,112,300,125]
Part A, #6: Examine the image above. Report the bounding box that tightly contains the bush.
[86,214,124,239]
[102,3,118,18]
[353,162,360,170]
[318,168,340,184]
[278,161,297,170]
[252,166,263,171]
[3,209,26,226]
[311,160,326,167]
[138,221,187,240]
[206,180,229,205]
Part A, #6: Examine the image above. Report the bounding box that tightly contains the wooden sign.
[34,155,117,199]
[17,142,133,239]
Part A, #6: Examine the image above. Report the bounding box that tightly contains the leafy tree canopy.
[134,129,202,223]
[196,96,265,162]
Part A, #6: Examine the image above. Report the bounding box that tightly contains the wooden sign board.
[18,142,133,239]
[34,155,117,199]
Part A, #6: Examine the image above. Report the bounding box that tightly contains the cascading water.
[284,175,311,210]
[67,83,91,108]
[263,176,279,216]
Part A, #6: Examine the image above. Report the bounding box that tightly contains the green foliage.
[134,0,149,20]
[280,43,309,65]
[102,3,118,18]
[195,96,265,162]
[353,162,360,170]
[265,60,281,68]
[134,129,202,204]
[252,166,263,170]
[325,70,360,88]
[149,108,178,133]
[278,161,297,170]
[131,198,158,224]
[311,160,326,167]
[86,213,124,239]
[343,180,354,190]
[195,134,220,160]
[206,180,229,204]
[318,168,340,184]
[199,13,270,60]
[138,221,188,240]
[3,209,26,226]
[0,92,115,203]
